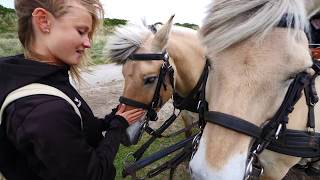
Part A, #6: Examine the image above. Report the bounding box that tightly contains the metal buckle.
[275,124,283,140]
[309,97,316,106]
[307,127,316,134]
[244,153,255,180]
[191,132,202,160]
[245,144,264,180]
[163,51,169,61]
[197,100,202,111]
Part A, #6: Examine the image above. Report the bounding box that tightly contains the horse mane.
[201,0,308,54]
[104,23,152,64]
[105,21,197,64]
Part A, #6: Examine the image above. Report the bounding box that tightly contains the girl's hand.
[116,104,145,125]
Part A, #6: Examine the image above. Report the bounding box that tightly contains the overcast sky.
[0,0,211,25]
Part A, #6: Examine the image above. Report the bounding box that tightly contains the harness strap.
[133,113,178,160]
[198,61,210,129]
[204,111,262,139]
[150,64,167,109]
[203,71,319,158]
[144,120,198,139]
[173,59,210,113]
[0,83,83,130]
[129,52,169,61]
[122,134,195,178]
[304,78,318,129]
[146,143,192,179]
[267,129,320,158]
[119,96,150,109]
[258,73,310,145]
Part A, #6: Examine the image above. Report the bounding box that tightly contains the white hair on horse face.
[189,134,247,180]
[201,0,308,55]
[104,23,152,64]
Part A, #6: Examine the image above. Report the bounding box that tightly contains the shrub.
[0,38,22,57]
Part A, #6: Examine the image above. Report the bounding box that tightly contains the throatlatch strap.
[0,83,83,130]
[173,59,210,113]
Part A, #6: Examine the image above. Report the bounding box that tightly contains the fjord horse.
[104,16,206,144]
[189,0,320,179]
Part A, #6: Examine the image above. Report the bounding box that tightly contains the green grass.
[114,117,193,180]
[0,31,111,64]
[0,36,22,57]
[89,34,110,65]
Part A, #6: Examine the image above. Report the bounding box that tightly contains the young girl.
[0,0,144,179]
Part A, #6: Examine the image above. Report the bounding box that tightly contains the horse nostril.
[189,166,197,179]
[189,166,193,174]
[189,165,204,180]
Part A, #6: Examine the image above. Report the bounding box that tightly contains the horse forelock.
[201,0,308,55]
[104,23,152,64]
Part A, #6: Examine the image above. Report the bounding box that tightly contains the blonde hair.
[14,0,104,82]
[201,0,308,55]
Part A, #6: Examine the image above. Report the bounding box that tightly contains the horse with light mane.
[189,0,320,179]
[104,16,206,145]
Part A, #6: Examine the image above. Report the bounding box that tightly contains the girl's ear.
[31,8,52,33]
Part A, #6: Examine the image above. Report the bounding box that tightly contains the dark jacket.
[0,55,128,180]
[310,12,320,44]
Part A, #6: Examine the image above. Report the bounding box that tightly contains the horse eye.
[144,76,158,85]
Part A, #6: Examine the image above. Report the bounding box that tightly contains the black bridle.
[195,42,320,180]
[172,59,211,113]
[119,51,174,122]
[199,61,320,179]
[119,50,175,147]
[122,58,210,179]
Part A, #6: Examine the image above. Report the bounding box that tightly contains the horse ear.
[151,15,175,51]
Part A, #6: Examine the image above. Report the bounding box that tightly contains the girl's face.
[311,18,320,30]
[43,0,93,65]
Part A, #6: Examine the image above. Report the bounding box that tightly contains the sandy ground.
[76,63,124,117]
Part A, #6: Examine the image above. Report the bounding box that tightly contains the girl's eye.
[78,30,85,35]
[144,76,157,85]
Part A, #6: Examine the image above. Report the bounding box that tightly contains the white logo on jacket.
[74,97,82,107]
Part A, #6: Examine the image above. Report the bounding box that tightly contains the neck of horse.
[167,30,206,97]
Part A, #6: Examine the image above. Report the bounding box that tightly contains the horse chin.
[125,113,147,145]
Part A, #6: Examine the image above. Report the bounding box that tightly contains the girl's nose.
[83,37,91,49]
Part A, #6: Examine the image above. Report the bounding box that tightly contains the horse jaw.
[125,113,146,145]
[151,15,174,52]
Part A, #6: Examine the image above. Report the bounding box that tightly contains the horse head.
[105,16,175,145]
[190,0,320,179]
